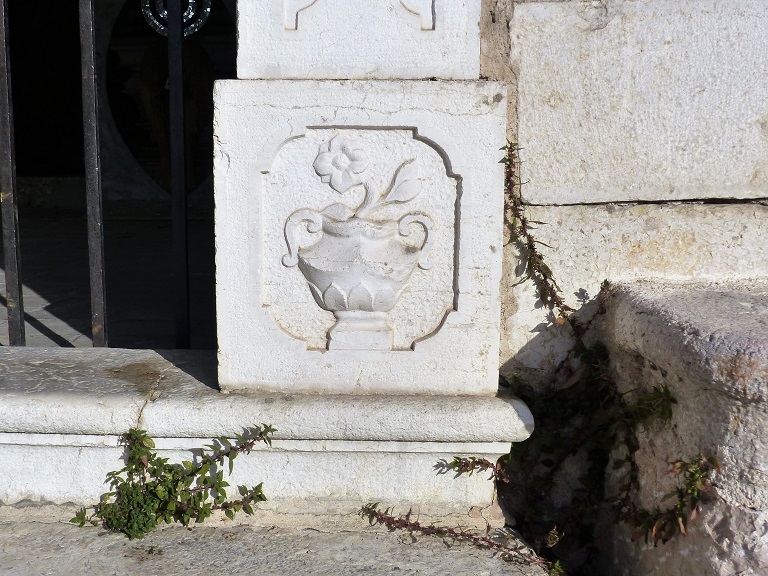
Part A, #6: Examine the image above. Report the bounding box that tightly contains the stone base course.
[0,348,532,525]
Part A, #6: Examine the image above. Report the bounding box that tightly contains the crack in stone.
[526,197,768,208]
[135,369,170,429]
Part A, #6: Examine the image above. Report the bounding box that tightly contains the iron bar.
[168,0,190,348]
[79,0,108,347]
[0,0,25,346]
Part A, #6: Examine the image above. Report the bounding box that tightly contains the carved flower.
[313,136,369,193]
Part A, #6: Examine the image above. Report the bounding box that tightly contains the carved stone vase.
[283,210,433,350]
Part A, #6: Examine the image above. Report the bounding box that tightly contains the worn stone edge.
[602,279,768,403]
[0,349,534,442]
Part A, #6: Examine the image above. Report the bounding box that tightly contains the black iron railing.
[0,0,211,348]
[0,0,22,346]
[79,0,108,347]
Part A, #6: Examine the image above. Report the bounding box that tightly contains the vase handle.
[398,213,434,270]
[282,209,323,267]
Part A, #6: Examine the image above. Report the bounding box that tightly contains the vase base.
[327,311,393,351]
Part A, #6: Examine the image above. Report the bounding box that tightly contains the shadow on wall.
[501,286,606,391]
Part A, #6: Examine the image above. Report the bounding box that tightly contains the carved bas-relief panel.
[269,130,455,352]
[214,80,506,395]
[285,0,435,31]
[237,0,480,80]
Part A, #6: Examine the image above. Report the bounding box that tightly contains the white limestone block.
[0,356,533,520]
[0,433,504,519]
[500,203,768,384]
[512,0,768,203]
[601,280,768,576]
[214,80,507,394]
[237,1,481,80]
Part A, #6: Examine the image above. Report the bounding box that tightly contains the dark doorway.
[0,0,236,350]
[9,1,85,178]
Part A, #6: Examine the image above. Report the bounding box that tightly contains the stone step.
[0,347,533,527]
[600,279,768,576]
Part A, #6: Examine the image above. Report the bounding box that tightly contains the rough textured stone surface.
[479,0,517,142]
[512,0,768,204]
[214,80,507,394]
[0,519,547,576]
[500,203,768,386]
[0,348,532,520]
[237,0,481,80]
[0,436,506,522]
[598,279,768,576]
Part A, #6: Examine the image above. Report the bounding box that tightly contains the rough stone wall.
[491,0,768,387]
[487,3,768,574]
[598,281,768,576]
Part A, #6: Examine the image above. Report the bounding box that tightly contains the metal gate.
[0,0,213,349]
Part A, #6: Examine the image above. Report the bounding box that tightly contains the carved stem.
[353,180,379,219]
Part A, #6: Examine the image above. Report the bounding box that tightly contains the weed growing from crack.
[440,455,510,484]
[71,425,275,539]
[502,141,573,321]
[433,144,721,573]
[631,454,720,545]
[359,503,565,575]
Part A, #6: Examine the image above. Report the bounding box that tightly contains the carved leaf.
[323,284,347,311]
[321,203,355,221]
[373,287,396,311]
[384,159,422,204]
[348,284,375,311]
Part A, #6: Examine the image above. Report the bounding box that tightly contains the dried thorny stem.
[503,142,574,321]
[360,504,564,575]
[443,456,511,484]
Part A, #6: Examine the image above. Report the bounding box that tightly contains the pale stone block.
[214,80,507,394]
[142,387,534,443]
[600,280,768,576]
[237,0,481,80]
[0,349,533,442]
[511,0,768,203]
[0,349,533,518]
[0,348,148,435]
[0,434,503,520]
[499,203,768,383]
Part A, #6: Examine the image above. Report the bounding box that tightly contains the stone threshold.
[0,347,533,526]
[599,278,768,576]
[604,278,768,404]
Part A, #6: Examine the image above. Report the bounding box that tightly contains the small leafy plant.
[632,454,720,545]
[629,384,678,425]
[71,425,275,539]
[429,143,721,573]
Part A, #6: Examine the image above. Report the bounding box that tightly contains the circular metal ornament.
[141,0,212,37]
